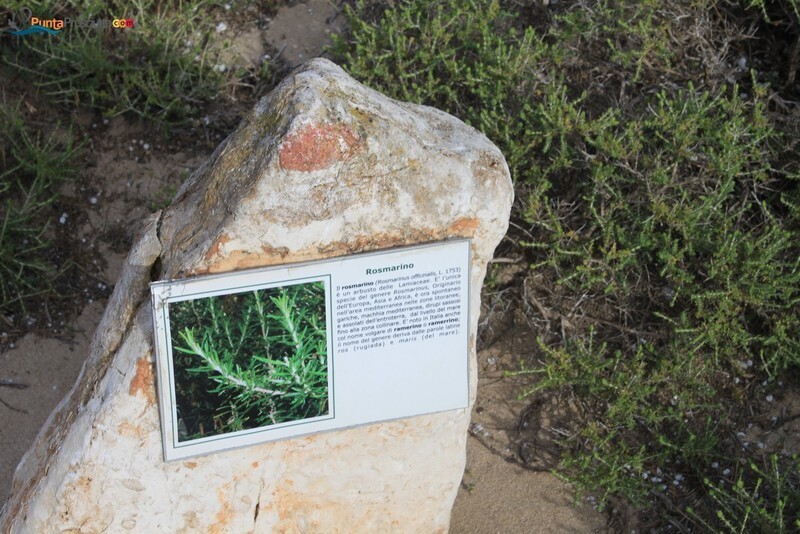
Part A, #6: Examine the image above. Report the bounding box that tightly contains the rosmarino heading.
[365,263,414,275]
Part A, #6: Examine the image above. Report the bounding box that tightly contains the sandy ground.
[0,1,605,531]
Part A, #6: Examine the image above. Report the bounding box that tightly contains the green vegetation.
[0,0,279,330]
[333,0,800,529]
[169,284,329,440]
[690,454,800,533]
[2,0,228,124]
[0,102,81,315]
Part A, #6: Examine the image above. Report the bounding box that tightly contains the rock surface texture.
[0,59,513,533]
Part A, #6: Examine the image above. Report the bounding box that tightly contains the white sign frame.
[150,239,471,461]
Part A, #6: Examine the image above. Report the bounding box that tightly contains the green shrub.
[2,0,227,123]
[689,454,800,532]
[0,102,81,314]
[169,284,328,440]
[335,0,800,528]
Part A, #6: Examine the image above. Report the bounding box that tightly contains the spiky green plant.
[169,283,328,440]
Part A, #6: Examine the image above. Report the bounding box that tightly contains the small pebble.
[59,213,68,224]
[89,196,98,205]
[766,394,774,402]
[216,22,227,33]
[738,56,747,70]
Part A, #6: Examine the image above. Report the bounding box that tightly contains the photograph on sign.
[168,281,330,442]
[151,239,470,461]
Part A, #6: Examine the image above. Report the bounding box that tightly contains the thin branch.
[182,331,285,397]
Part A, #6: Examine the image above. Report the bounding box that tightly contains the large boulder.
[1,58,512,532]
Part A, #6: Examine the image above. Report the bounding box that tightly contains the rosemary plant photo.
[167,282,329,442]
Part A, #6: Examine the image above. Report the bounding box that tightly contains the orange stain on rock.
[117,421,145,440]
[279,123,361,171]
[210,486,233,533]
[195,218,479,275]
[204,233,232,262]
[447,216,479,235]
[128,357,155,404]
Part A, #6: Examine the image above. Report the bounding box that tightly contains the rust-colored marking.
[447,216,480,234]
[184,461,198,470]
[204,233,232,262]
[128,357,155,405]
[117,421,145,440]
[210,486,233,533]
[192,218,480,276]
[279,123,361,171]
[251,461,260,469]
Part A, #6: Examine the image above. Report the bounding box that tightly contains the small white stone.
[59,213,68,224]
[215,21,227,33]
[738,56,747,70]
[766,394,774,402]
[143,143,150,150]
[89,196,98,205]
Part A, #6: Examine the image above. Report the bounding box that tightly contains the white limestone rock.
[1,58,512,533]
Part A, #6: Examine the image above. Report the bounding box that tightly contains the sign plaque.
[150,239,470,460]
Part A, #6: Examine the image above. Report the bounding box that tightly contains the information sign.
[150,239,471,460]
